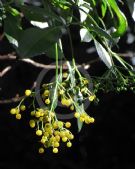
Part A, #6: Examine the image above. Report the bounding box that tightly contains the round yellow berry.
[65,122,71,128]
[55,135,60,142]
[67,142,72,147]
[53,148,58,153]
[41,137,47,144]
[16,113,21,120]
[63,72,68,78]
[54,130,60,136]
[60,131,65,138]
[83,79,89,85]
[45,98,50,104]
[44,132,49,137]
[70,105,74,111]
[61,98,72,107]
[53,122,58,129]
[80,112,86,118]
[74,112,80,118]
[62,136,68,142]
[59,89,64,95]
[36,130,43,136]
[38,147,44,154]
[25,90,31,96]
[35,111,41,118]
[43,90,49,96]
[54,142,60,148]
[89,95,96,102]
[80,117,85,122]
[58,121,64,128]
[29,120,36,128]
[90,117,95,123]
[68,134,74,140]
[20,105,26,111]
[31,111,35,116]
[15,109,20,114]
[10,108,16,115]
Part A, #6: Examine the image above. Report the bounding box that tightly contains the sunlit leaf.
[107,0,128,37]
[80,28,92,42]
[101,0,107,18]
[94,40,113,68]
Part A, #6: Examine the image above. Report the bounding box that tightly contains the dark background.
[0,1,135,169]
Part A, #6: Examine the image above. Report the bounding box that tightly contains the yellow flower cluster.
[28,108,74,154]
[74,112,95,124]
[10,105,26,120]
[9,68,96,155]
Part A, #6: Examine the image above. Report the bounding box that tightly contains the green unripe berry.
[20,105,26,111]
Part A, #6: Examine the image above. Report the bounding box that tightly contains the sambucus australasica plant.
[0,0,135,154]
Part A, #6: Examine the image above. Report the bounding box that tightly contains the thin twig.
[0,54,16,60]
[0,96,24,104]
[0,66,12,77]
[0,82,36,104]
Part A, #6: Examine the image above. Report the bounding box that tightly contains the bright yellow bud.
[36,130,43,136]
[53,148,58,153]
[16,113,21,120]
[38,147,44,154]
[67,142,72,147]
[10,108,16,115]
[29,120,36,128]
[25,90,31,96]
[65,122,71,128]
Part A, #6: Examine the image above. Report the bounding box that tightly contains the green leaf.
[101,0,107,18]
[4,13,22,46]
[94,40,113,68]
[85,16,116,44]
[80,28,92,42]
[107,0,128,37]
[17,26,62,58]
[5,6,20,16]
[89,25,116,45]
[112,52,133,70]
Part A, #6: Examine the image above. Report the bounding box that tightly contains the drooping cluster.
[10,69,96,154]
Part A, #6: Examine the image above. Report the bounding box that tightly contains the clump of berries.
[9,62,96,154]
[30,108,74,154]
